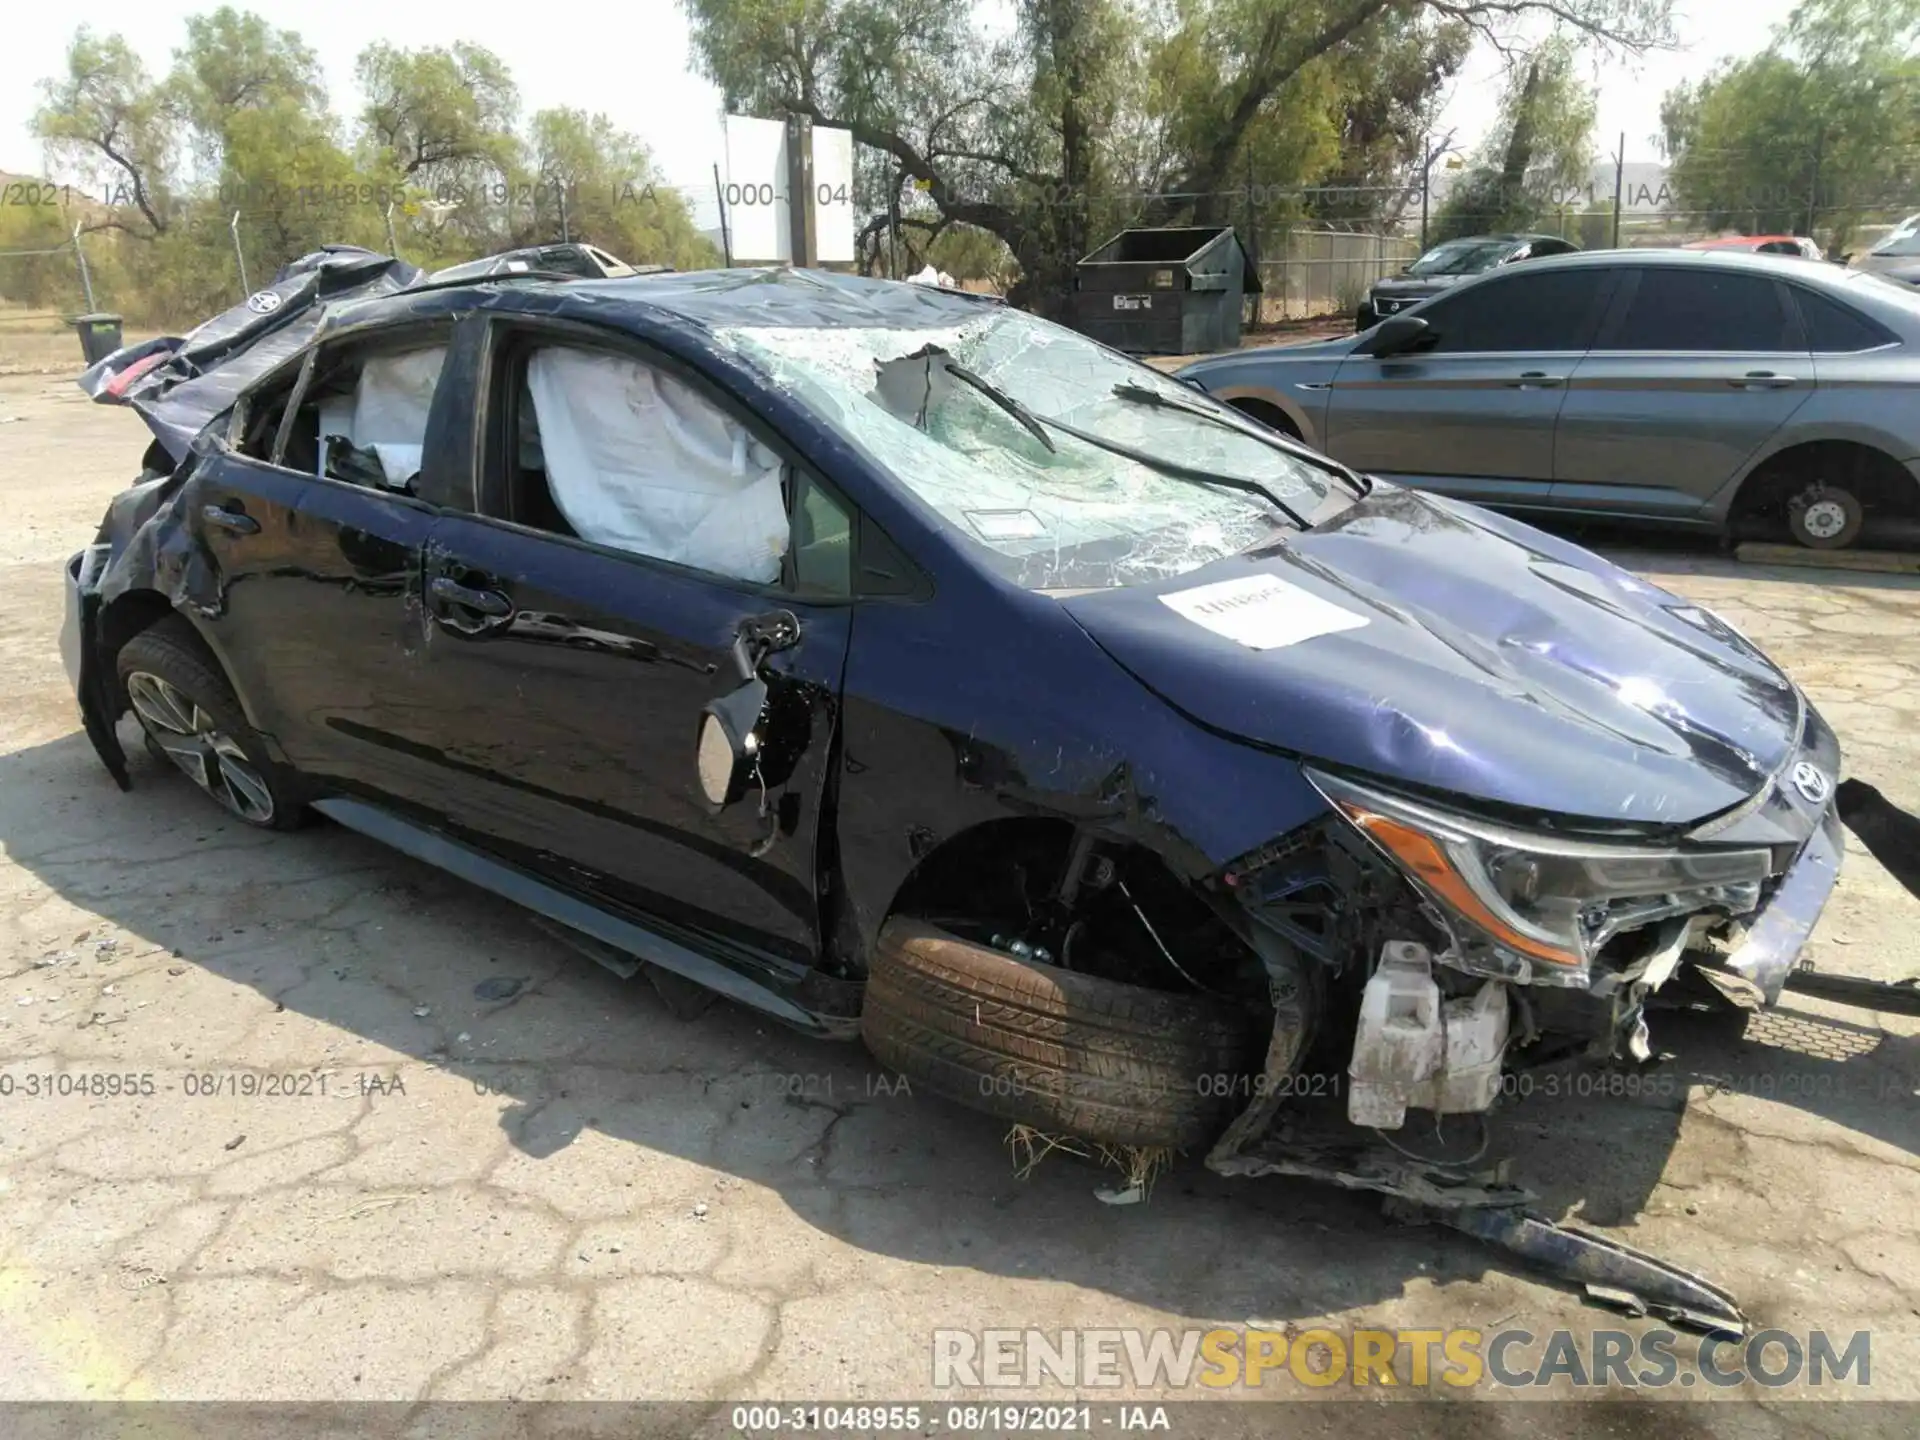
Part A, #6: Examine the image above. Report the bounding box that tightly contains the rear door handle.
[1506,372,1565,389]
[202,505,259,535]
[429,575,513,617]
[1730,372,1798,389]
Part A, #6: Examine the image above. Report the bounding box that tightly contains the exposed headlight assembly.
[1307,768,1772,985]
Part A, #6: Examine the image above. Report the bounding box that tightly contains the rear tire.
[116,615,307,830]
[861,918,1269,1149]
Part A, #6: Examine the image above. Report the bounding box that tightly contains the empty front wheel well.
[1224,395,1302,440]
[1732,441,1917,525]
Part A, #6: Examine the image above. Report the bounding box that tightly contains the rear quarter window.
[1791,287,1897,352]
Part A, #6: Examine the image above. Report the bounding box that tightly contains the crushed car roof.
[559,266,1003,330]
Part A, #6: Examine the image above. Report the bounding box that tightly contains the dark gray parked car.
[1356,232,1579,331]
[1183,250,1920,549]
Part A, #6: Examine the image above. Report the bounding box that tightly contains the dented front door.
[407,515,850,964]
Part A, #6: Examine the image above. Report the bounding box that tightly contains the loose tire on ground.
[860,918,1270,1149]
[116,614,308,831]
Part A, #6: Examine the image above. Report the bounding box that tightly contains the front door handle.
[1730,371,1798,389]
[202,505,259,535]
[429,575,513,617]
[1506,372,1565,389]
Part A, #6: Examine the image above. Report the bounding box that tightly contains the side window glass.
[514,345,790,585]
[792,476,853,598]
[1417,268,1610,354]
[1600,269,1795,351]
[1792,288,1895,353]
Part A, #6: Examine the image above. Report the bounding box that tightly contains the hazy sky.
[1,0,1803,226]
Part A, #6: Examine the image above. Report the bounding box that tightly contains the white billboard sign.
[723,114,791,263]
[722,114,857,265]
[812,124,856,264]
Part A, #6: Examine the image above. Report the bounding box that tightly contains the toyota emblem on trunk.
[1790,761,1831,806]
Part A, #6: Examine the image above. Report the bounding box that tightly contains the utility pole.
[1806,128,1824,238]
[71,221,96,311]
[784,113,816,267]
[1420,137,1432,250]
[712,163,733,266]
[1612,133,1625,249]
[230,211,249,298]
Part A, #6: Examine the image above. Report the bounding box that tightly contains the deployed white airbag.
[349,346,447,487]
[527,347,787,583]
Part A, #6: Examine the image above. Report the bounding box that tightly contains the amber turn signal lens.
[1341,806,1584,967]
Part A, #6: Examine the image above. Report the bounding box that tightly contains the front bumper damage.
[1708,804,1845,1005]
[1205,726,1849,1337]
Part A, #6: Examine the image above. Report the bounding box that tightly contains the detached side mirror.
[697,678,768,808]
[694,610,800,809]
[1358,314,1429,358]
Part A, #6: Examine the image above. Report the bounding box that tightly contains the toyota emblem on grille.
[1790,761,1831,806]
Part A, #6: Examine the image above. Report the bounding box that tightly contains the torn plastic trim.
[1700,804,1845,1006]
[1429,1204,1747,1337]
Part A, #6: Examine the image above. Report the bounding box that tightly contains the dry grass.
[1004,1123,1177,1198]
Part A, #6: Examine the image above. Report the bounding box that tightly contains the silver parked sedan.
[1181,249,1920,549]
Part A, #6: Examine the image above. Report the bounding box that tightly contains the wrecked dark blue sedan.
[63,261,1843,1211]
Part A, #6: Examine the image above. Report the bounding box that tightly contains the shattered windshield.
[713,306,1341,591]
[1406,240,1511,276]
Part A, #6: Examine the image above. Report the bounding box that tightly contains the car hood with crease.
[1063,486,1804,829]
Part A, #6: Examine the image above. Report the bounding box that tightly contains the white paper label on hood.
[1158,573,1368,650]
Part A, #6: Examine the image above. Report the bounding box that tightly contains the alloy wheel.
[124,670,276,823]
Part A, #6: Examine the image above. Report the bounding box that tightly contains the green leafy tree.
[1433,38,1599,240]
[521,108,719,268]
[173,8,326,167]
[29,13,717,325]
[357,41,522,259]
[1661,0,1920,247]
[682,0,1671,312]
[32,30,177,237]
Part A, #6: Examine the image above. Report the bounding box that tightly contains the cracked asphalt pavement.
[2,370,1917,1425]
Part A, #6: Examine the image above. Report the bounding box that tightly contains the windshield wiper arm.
[1109,381,1371,499]
[944,359,1057,453]
[1038,410,1313,530]
[889,347,1307,527]
[907,347,1056,453]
